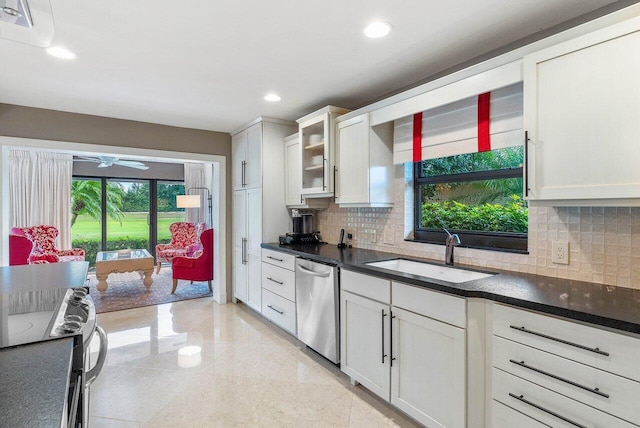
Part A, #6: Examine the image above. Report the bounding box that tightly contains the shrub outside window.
[413,146,528,252]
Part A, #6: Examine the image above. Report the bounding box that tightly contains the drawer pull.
[267,256,284,262]
[508,393,587,428]
[509,359,610,398]
[267,277,284,285]
[267,304,284,315]
[509,325,609,356]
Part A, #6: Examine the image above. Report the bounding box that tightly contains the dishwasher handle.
[297,264,331,277]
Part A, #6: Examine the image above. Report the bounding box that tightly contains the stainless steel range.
[0,285,107,427]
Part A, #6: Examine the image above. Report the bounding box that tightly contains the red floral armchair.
[20,225,85,264]
[155,222,204,273]
[171,228,213,294]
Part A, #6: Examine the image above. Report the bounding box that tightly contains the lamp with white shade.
[176,187,212,225]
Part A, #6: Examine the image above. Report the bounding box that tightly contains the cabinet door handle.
[267,304,284,315]
[241,160,247,187]
[241,238,247,264]
[267,277,284,285]
[509,325,609,356]
[509,359,609,398]
[381,309,388,364]
[390,311,396,367]
[508,393,587,428]
[267,255,283,262]
[524,131,530,197]
[333,165,338,203]
[322,158,327,191]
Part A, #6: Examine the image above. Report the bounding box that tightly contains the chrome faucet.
[443,228,461,265]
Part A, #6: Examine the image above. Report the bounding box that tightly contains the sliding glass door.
[71,177,185,265]
[156,181,186,246]
[71,179,103,265]
[106,179,150,252]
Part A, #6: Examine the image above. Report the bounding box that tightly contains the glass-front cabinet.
[297,106,350,198]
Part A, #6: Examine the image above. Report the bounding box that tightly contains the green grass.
[71,212,185,241]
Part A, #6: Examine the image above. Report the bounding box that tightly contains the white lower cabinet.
[340,269,467,428]
[490,303,640,428]
[260,249,297,336]
[391,307,466,428]
[261,288,296,335]
[341,290,390,400]
[246,252,262,312]
[491,401,547,427]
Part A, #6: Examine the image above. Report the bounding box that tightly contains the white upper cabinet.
[284,133,329,209]
[232,122,262,190]
[297,106,350,198]
[335,114,394,207]
[524,17,640,205]
[231,130,247,191]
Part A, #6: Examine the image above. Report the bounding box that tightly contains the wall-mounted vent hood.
[1,0,33,28]
[0,0,53,46]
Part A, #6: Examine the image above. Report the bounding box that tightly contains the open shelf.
[304,165,324,171]
[304,142,325,151]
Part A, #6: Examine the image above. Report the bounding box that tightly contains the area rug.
[87,267,213,313]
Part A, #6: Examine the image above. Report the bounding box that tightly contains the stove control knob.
[72,287,88,297]
[57,321,82,334]
[65,314,84,323]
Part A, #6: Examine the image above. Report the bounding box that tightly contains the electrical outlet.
[370,230,377,243]
[384,229,395,245]
[552,241,569,264]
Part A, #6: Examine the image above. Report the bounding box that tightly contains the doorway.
[71,177,186,266]
[0,138,227,304]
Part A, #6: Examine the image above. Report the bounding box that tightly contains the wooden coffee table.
[95,249,154,292]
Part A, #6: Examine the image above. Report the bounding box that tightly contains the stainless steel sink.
[365,258,494,283]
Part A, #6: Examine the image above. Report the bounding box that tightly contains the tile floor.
[90,298,420,427]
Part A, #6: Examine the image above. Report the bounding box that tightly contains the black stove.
[0,286,95,349]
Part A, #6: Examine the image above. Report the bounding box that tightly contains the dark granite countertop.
[0,338,74,428]
[262,242,640,335]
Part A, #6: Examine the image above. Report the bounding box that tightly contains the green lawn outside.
[71,212,185,241]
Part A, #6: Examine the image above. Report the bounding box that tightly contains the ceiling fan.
[76,156,149,170]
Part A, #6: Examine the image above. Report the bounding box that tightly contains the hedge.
[421,195,528,233]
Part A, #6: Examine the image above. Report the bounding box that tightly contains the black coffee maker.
[292,212,314,234]
[279,210,322,244]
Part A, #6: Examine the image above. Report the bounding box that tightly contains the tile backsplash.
[316,166,640,289]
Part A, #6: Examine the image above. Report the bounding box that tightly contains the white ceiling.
[0,0,623,133]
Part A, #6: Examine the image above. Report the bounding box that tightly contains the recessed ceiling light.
[264,93,281,102]
[46,46,76,59]
[364,21,392,39]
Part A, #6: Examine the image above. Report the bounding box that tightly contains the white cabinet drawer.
[491,401,548,428]
[261,262,296,302]
[493,304,640,381]
[494,335,640,425]
[392,282,466,329]
[261,248,296,271]
[492,368,636,428]
[341,269,390,304]
[261,289,296,335]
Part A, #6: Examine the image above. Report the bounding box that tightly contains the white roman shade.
[393,82,523,164]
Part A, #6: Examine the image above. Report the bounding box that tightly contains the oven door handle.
[86,326,108,386]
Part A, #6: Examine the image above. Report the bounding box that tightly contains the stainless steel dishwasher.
[295,258,340,364]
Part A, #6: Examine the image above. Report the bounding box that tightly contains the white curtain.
[184,163,213,227]
[9,150,73,248]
